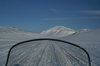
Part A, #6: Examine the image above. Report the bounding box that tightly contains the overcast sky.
[0,0,100,33]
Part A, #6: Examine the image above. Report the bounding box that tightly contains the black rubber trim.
[5,38,91,66]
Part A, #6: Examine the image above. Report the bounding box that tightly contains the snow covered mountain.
[61,29,100,43]
[0,26,44,40]
[72,29,92,35]
[76,29,92,33]
[0,25,93,38]
[40,26,76,37]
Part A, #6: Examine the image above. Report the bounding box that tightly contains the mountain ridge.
[40,26,92,37]
[0,26,45,40]
[0,25,94,38]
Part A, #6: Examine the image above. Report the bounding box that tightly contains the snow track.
[7,40,89,66]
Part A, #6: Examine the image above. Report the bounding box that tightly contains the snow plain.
[0,26,100,66]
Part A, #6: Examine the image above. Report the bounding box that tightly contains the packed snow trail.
[7,40,89,66]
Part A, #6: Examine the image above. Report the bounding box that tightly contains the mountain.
[0,26,44,40]
[40,26,76,37]
[76,29,92,33]
[0,26,23,33]
[72,29,92,35]
[0,26,93,39]
[61,29,100,43]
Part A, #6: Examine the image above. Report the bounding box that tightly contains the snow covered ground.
[60,29,100,66]
[7,40,89,66]
[0,26,46,66]
[0,26,100,66]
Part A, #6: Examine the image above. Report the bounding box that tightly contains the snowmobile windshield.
[5,39,91,66]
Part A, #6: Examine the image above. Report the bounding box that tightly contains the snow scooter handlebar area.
[5,38,91,66]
